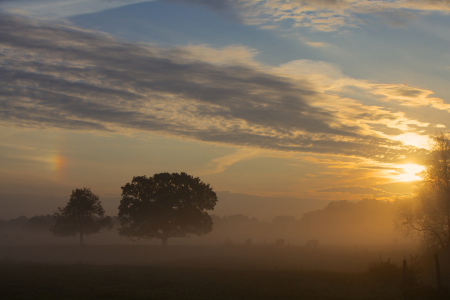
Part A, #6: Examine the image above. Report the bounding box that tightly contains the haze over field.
[1,0,449,221]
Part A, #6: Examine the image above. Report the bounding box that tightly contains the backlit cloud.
[317,186,391,196]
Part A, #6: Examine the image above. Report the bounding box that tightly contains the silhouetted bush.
[368,256,401,282]
[402,255,422,288]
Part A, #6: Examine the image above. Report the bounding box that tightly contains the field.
[0,245,445,300]
[0,244,415,271]
[1,263,404,300]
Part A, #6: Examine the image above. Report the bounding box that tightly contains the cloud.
[0,0,152,19]
[167,44,260,66]
[164,0,235,10]
[2,0,450,32]
[371,181,418,194]
[199,148,261,175]
[0,15,431,163]
[371,84,450,111]
[162,0,243,21]
[375,9,417,27]
[317,186,391,196]
[272,59,435,147]
[274,59,450,139]
[183,0,450,31]
[2,0,449,31]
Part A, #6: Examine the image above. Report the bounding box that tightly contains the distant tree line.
[1,198,402,246]
[0,215,53,231]
[208,198,400,245]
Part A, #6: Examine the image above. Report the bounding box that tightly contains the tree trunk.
[80,232,84,246]
[435,253,442,291]
[448,218,450,247]
[161,237,168,247]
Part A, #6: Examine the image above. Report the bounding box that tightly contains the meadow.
[0,244,413,272]
[1,244,446,300]
[0,262,402,300]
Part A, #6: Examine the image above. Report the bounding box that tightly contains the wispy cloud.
[166,0,450,31]
[2,0,449,31]
[317,186,391,196]
[273,59,435,147]
[0,15,431,164]
[199,148,261,175]
[0,0,152,19]
[163,0,243,21]
[371,84,450,111]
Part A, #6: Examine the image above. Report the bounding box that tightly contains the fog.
[0,198,417,273]
[0,191,328,221]
[0,198,408,246]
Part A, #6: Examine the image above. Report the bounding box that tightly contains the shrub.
[402,255,422,288]
[368,256,401,281]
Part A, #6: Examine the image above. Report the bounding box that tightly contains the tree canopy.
[395,133,450,251]
[51,188,112,245]
[118,172,218,246]
[23,214,53,232]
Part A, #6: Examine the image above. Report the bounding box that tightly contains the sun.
[394,164,425,182]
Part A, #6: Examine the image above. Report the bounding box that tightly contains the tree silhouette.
[51,188,112,245]
[23,214,53,232]
[118,172,218,246]
[395,133,450,251]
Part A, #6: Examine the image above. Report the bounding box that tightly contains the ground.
[1,263,403,300]
[0,245,444,299]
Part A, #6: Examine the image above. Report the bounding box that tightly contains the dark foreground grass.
[0,262,403,300]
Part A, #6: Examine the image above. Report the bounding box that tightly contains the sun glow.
[394,163,425,182]
[391,133,429,149]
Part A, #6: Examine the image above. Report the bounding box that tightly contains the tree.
[395,133,450,251]
[23,214,53,232]
[51,188,112,245]
[117,172,218,246]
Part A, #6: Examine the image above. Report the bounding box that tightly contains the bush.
[368,256,401,281]
[402,255,422,288]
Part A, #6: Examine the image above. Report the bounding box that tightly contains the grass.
[0,261,404,300]
[367,256,401,282]
[0,244,415,272]
[5,244,447,299]
[366,254,449,300]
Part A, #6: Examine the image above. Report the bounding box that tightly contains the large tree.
[395,133,450,251]
[51,188,112,245]
[118,172,218,246]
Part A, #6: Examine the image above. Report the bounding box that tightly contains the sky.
[0,0,449,219]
